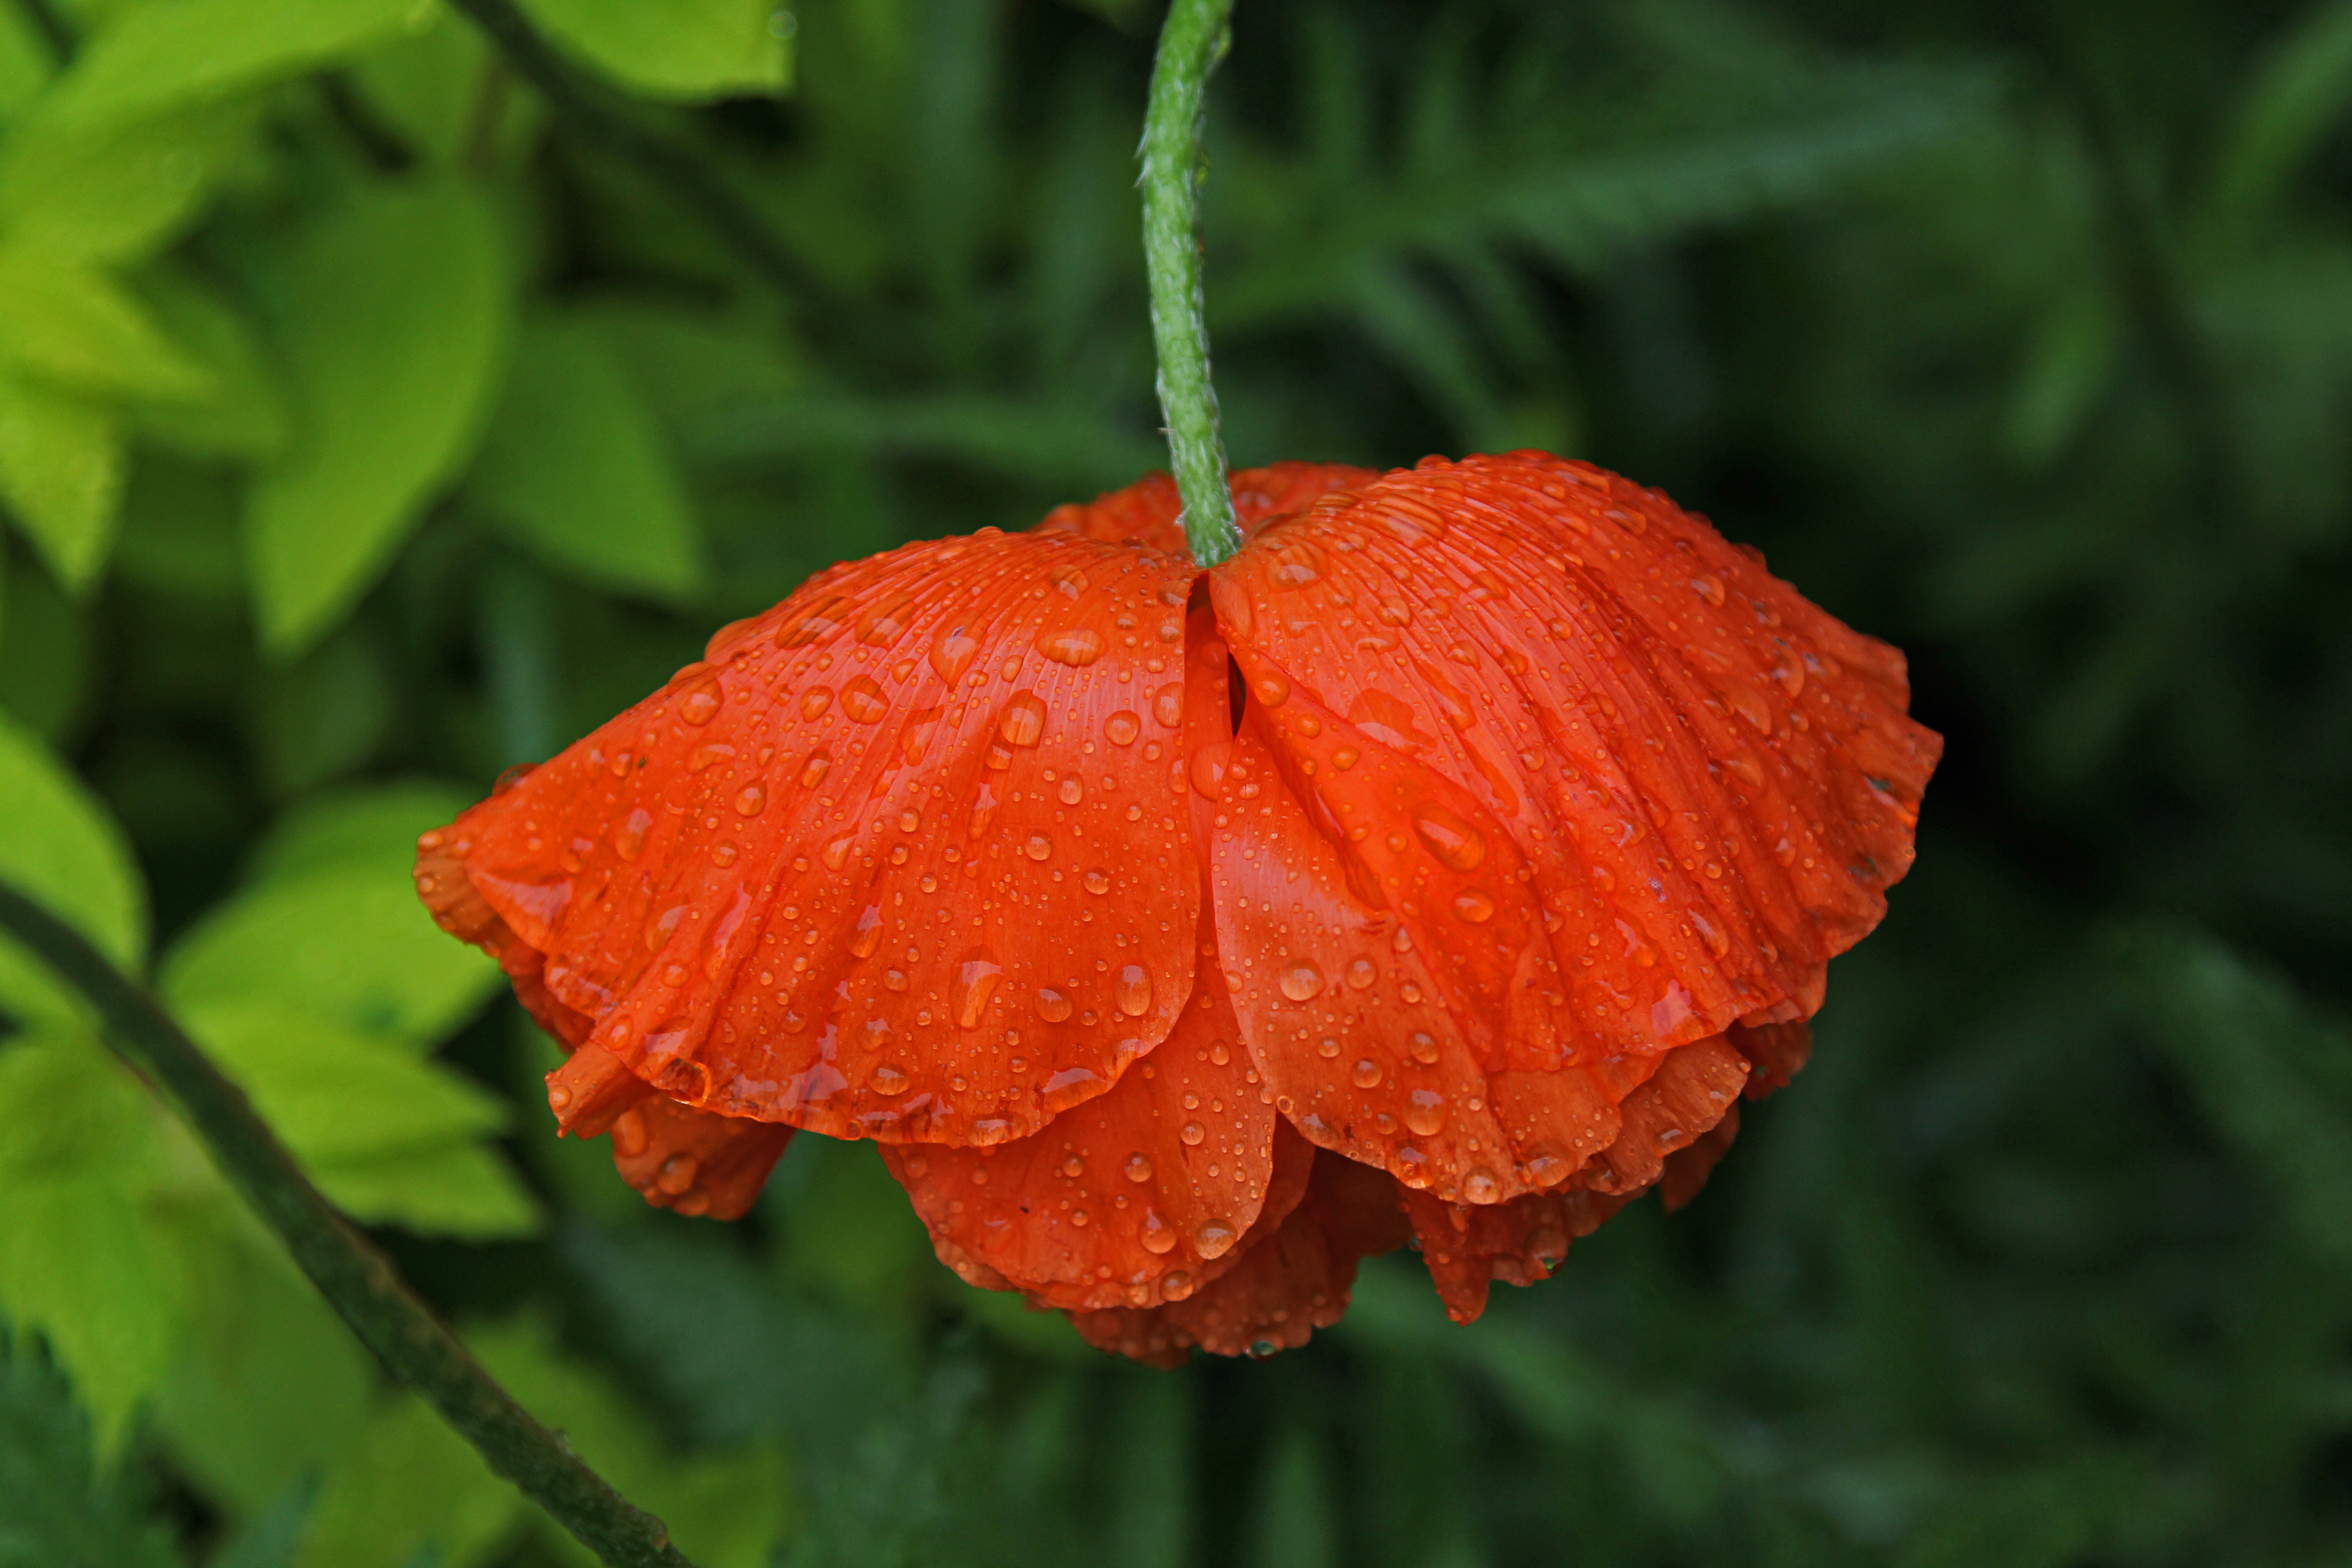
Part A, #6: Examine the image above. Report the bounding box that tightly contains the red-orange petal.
[1201,453,1936,1200]
[879,928,1307,1311]
[428,527,1202,1147]
[1034,462,1377,557]
[1067,1144,1409,1362]
[607,1096,796,1220]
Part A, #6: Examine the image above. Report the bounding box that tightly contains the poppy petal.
[1035,462,1377,557]
[879,930,1309,1311]
[607,1096,796,1220]
[1208,453,1940,1075]
[1399,1183,1633,1324]
[429,527,1203,1146]
[1067,1144,1409,1362]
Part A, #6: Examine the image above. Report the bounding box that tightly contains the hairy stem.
[0,881,695,1568]
[1141,0,1241,566]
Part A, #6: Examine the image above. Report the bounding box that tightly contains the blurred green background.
[1,0,2349,1563]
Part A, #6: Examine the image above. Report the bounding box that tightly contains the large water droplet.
[1344,956,1377,991]
[843,676,887,723]
[1041,626,1105,666]
[1152,684,1183,728]
[1036,987,1074,1022]
[676,684,722,725]
[999,693,1047,748]
[1462,1166,1502,1204]
[1194,1218,1239,1258]
[1024,832,1052,862]
[1253,671,1290,708]
[1264,536,1323,588]
[1105,710,1141,745]
[1411,804,1488,870]
[931,619,981,683]
[857,591,915,644]
[1179,1120,1205,1146]
[849,906,884,958]
[1115,964,1152,1017]
[1058,777,1083,805]
[821,834,852,870]
[1160,1269,1195,1300]
[1124,1152,1154,1183]
[968,783,999,838]
[1352,1058,1384,1088]
[1083,868,1110,894]
[1140,1208,1176,1254]
[779,594,849,647]
[613,807,651,860]
[1404,1089,1448,1136]
[1453,888,1496,924]
[798,751,831,788]
[945,949,1002,1027]
[1049,562,1090,598]
[871,1064,909,1096]
[1277,960,1325,1002]
[735,783,766,816]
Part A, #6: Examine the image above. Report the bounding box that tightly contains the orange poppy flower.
[415,452,1937,1361]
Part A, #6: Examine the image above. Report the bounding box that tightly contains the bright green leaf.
[349,10,499,167]
[0,244,210,399]
[0,372,122,590]
[467,312,706,600]
[309,1143,540,1238]
[0,97,263,265]
[245,781,473,887]
[0,1330,179,1568]
[33,0,425,135]
[0,709,144,1028]
[296,1394,523,1568]
[0,1035,181,1454]
[0,4,54,127]
[183,999,508,1164]
[246,178,510,655]
[108,451,244,601]
[125,268,289,459]
[517,0,791,102]
[161,866,499,1051]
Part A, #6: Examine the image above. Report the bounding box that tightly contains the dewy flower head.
[415,452,1939,1362]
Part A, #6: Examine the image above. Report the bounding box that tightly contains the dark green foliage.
[0,0,2348,1563]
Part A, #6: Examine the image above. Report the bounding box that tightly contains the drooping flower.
[415,452,1938,1360]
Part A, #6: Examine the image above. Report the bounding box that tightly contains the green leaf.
[0,244,210,399]
[109,451,244,602]
[2206,0,2352,236]
[516,0,791,102]
[0,1330,178,1568]
[0,708,144,1028]
[309,1143,540,1239]
[0,372,122,591]
[125,269,289,459]
[0,549,91,740]
[2119,928,2352,1267]
[246,178,510,655]
[348,10,502,168]
[161,866,500,1051]
[252,627,394,796]
[0,4,52,127]
[0,97,263,265]
[466,312,706,600]
[296,1394,523,1568]
[0,1033,182,1454]
[244,781,474,887]
[184,1000,508,1164]
[32,0,425,135]
[153,1216,369,1520]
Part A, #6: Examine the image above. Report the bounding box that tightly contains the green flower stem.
[1141,0,1241,566]
[0,880,696,1568]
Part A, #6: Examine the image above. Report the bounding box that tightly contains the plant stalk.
[0,881,695,1568]
[1141,0,1241,566]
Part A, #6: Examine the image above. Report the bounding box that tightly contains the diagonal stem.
[0,881,696,1568]
[1140,0,1241,566]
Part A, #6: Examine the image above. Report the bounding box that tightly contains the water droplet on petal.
[1140,1209,1176,1254]
[953,950,1004,1028]
[735,783,766,816]
[677,686,721,725]
[1412,804,1488,870]
[779,595,849,647]
[1041,627,1106,666]
[1690,574,1725,607]
[1059,777,1083,805]
[871,1064,909,1096]
[999,693,1047,748]
[1106,710,1141,745]
[849,906,884,958]
[1160,1269,1194,1300]
[1124,1152,1154,1183]
[968,783,999,838]
[1116,964,1152,1017]
[843,676,887,723]
[1036,988,1074,1022]
[1253,672,1290,707]
[931,620,981,683]
[1152,684,1183,728]
[1352,1058,1383,1088]
[1194,1218,1239,1258]
[857,591,915,644]
[800,687,834,720]
[1462,1166,1502,1204]
[1024,832,1052,862]
[1083,868,1110,894]
[821,835,853,870]
[1453,888,1496,924]
[1405,1089,1448,1136]
[1179,1121,1205,1146]
[1277,960,1325,1002]
[613,808,651,860]
[798,751,831,788]
[1345,957,1377,990]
